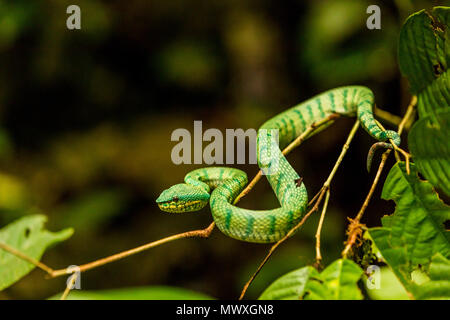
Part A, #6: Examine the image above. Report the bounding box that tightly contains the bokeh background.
[0,0,448,299]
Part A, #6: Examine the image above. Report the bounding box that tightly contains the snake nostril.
[173,196,179,202]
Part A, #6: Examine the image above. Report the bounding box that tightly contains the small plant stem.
[355,150,390,225]
[324,120,360,188]
[373,95,416,131]
[398,96,417,135]
[394,95,417,174]
[281,114,340,156]
[60,272,78,300]
[374,107,403,127]
[0,241,56,275]
[232,171,262,205]
[315,188,331,266]
[341,149,391,258]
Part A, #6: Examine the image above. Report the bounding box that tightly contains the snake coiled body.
[157,86,400,243]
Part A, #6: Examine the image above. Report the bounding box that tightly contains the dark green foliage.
[399,7,450,195]
[368,162,449,298]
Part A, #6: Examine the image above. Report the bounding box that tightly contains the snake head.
[156,183,210,213]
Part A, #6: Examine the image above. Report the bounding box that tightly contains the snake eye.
[172,196,179,202]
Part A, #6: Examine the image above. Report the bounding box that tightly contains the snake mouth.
[157,200,204,213]
[157,200,182,213]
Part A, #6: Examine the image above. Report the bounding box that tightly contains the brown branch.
[0,241,56,275]
[0,221,217,280]
[49,222,215,278]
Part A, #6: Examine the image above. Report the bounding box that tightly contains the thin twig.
[60,272,78,300]
[374,107,403,127]
[341,149,391,258]
[315,188,331,267]
[394,95,417,174]
[0,222,216,279]
[355,150,391,225]
[324,121,360,188]
[281,114,339,156]
[373,95,416,131]
[49,222,215,278]
[398,96,417,135]
[0,242,55,275]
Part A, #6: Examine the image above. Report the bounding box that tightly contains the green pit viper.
[156,86,400,243]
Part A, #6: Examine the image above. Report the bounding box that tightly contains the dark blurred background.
[0,0,448,299]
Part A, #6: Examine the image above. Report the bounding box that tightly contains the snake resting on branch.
[156,86,400,243]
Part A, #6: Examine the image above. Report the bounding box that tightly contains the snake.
[156,86,400,243]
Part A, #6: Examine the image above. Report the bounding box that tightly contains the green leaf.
[398,7,450,195]
[0,214,73,290]
[259,259,363,300]
[369,228,411,288]
[412,253,450,299]
[408,109,450,196]
[318,259,364,300]
[369,162,450,298]
[49,286,214,300]
[365,267,410,300]
[258,266,320,300]
[398,7,450,119]
[380,162,450,267]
